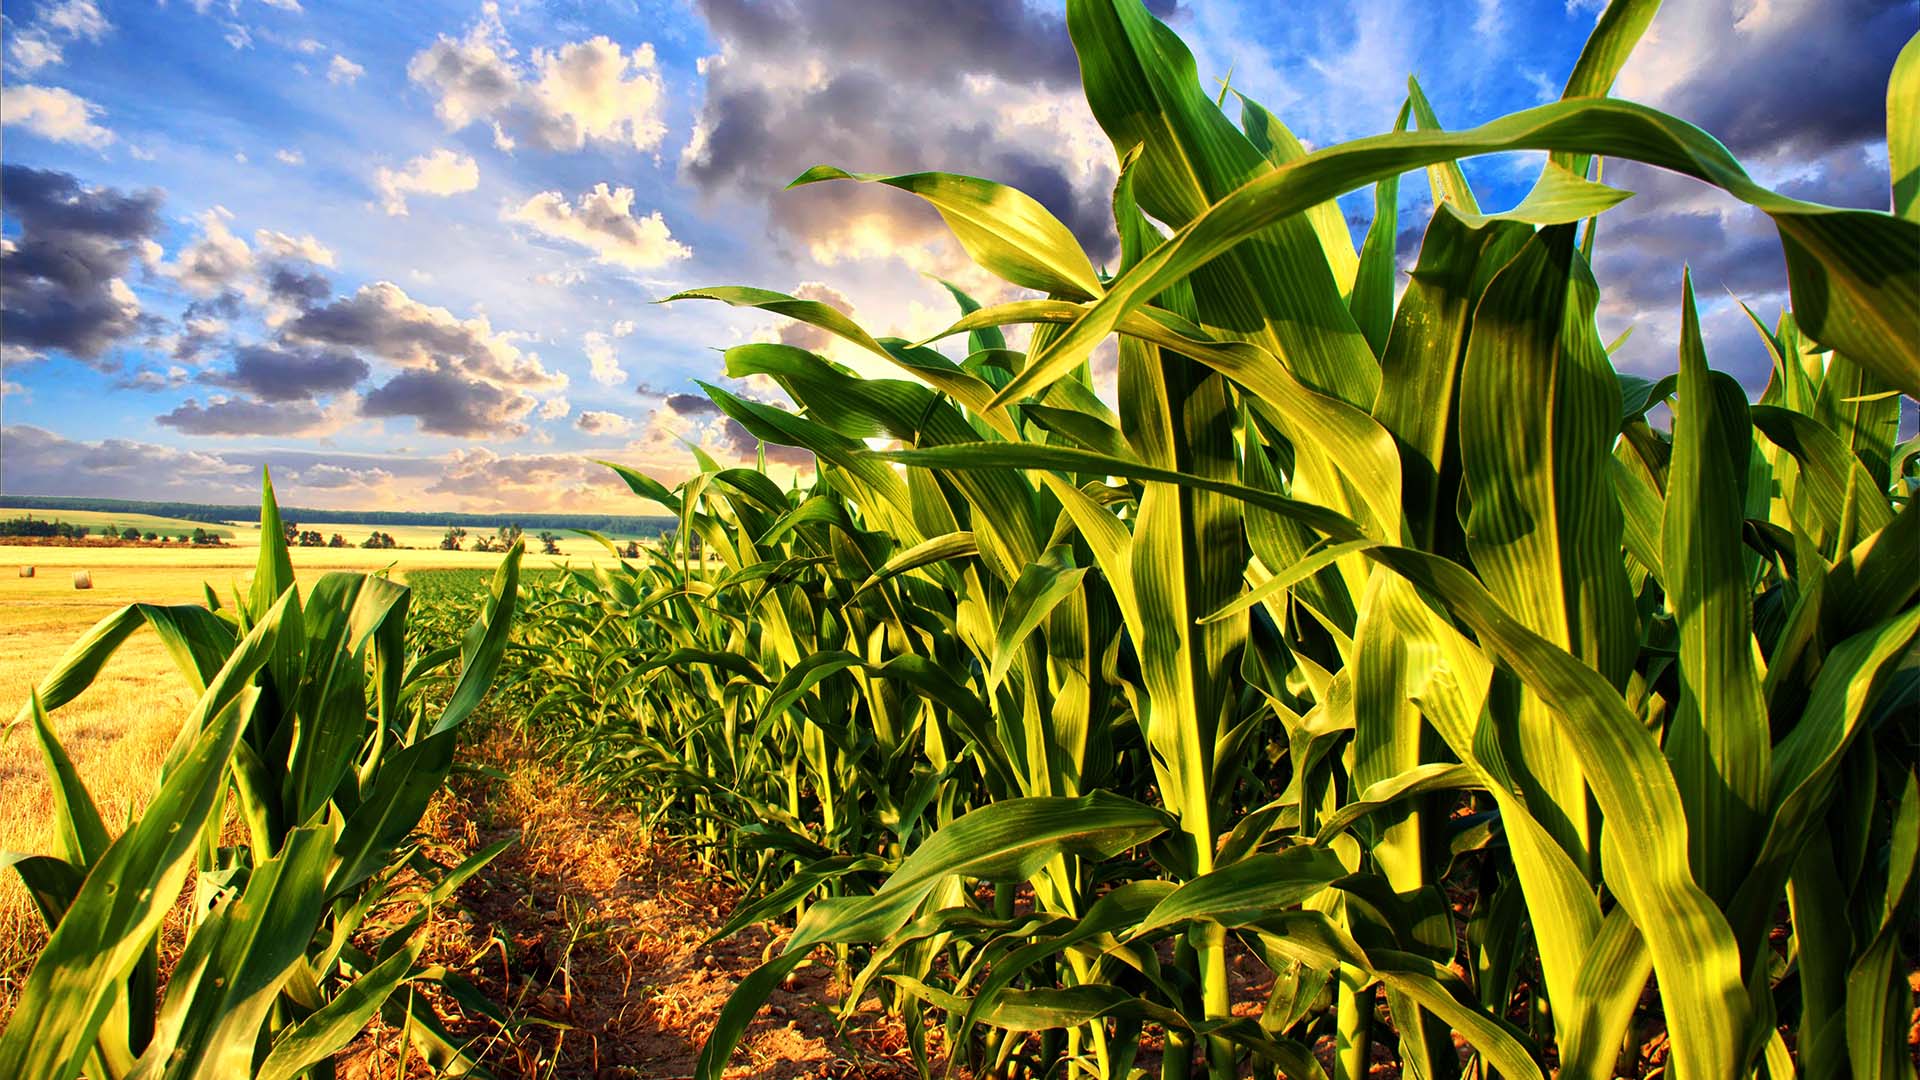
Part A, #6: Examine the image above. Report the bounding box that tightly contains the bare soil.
[337,732,926,1079]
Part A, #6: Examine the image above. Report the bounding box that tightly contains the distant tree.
[328,533,348,548]
[440,527,466,551]
[537,530,561,555]
[500,523,524,549]
[298,529,325,547]
[121,527,141,541]
[283,520,299,543]
[621,540,641,559]
[362,531,397,549]
[175,533,189,543]
[143,531,158,541]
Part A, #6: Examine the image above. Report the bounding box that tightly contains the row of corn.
[503,3,1920,1078]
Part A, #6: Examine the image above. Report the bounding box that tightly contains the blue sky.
[2,0,1909,511]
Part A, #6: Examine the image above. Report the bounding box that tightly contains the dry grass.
[0,562,212,992]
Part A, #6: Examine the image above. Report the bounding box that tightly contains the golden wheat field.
[0,542,623,981]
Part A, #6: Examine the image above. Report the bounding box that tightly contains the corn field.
[1,477,522,1078]
[5,0,1918,1077]
[505,1,1920,1076]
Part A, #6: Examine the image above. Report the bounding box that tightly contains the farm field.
[2,508,240,538]
[7,508,662,554]
[2,1,1916,1078]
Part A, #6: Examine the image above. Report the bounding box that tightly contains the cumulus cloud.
[538,396,570,420]
[169,290,244,361]
[286,281,565,390]
[0,424,253,500]
[6,0,111,73]
[0,425,644,513]
[506,183,691,267]
[776,282,855,351]
[375,148,479,215]
[1614,0,1908,163]
[1582,0,1904,387]
[283,281,562,438]
[275,147,305,165]
[582,330,629,386]
[408,8,667,154]
[165,206,255,295]
[327,53,364,84]
[426,446,628,510]
[265,264,331,307]
[575,409,633,435]
[300,462,393,489]
[209,342,370,401]
[1,84,114,146]
[361,368,535,438]
[156,394,346,437]
[0,164,161,364]
[253,228,335,267]
[662,392,719,418]
[680,0,1127,274]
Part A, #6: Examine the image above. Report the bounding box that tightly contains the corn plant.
[509,3,1918,1077]
[0,471,522,1079]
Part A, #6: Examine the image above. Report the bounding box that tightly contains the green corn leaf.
[1349,99,1410,357]
[1129,846,1347,937]
[136,826,333,1076]
[1069,0,1381,409]
[253,937,424,1080]
[987,552,1088,690]
[431,541,521,737]
[0,593,290,1080]
[248,467,296,621]
[1663,272,1770,901]
[1549,0,1661,178]
[1235,91,1361,296]
[1005,93,1920,406]
[695,793,1169,1080]
[791,166,1104,299]
[1890,31,1919,222]
[27,692,111,869]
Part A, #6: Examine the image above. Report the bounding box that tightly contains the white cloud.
[408,11,667,154]
[274,147,304,165]
[611,319,635,337]
[506,183,690,268]
[327,53,364,84]
[165,207,254,295]
[253,228,335,267]
[534,267,587,287]
[6,0,111,73]
[576,409,633,435]
[287,281,566,392]
[1,85,113,147]
[538,396,570,420]
[375,148,479,215]
[582,330,628,386]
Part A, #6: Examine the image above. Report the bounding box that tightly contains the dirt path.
[340,732,925,1079]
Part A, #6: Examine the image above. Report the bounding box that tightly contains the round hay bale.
[18,566,33,577]
[72,570,93,590]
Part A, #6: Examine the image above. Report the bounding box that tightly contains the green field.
[4,508,238,538]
